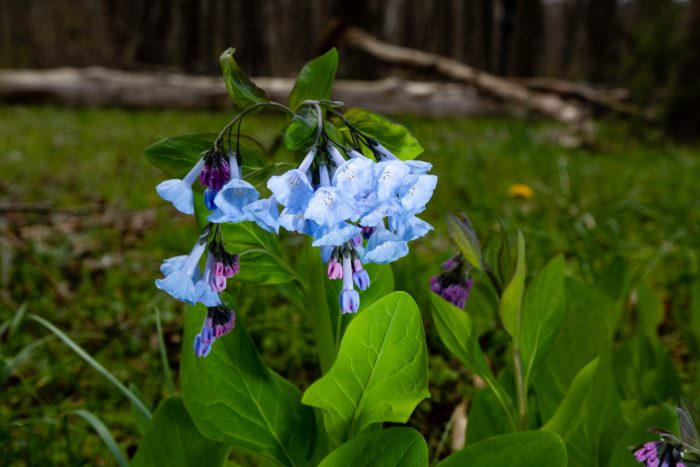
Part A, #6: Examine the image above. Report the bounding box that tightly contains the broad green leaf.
[131,397,229,467]
[564,352,627,467]
[181,306,315,467]
[288,48,338,110]
[318,428,428,467]
[520,255,566,388]
[446,213,483,271]
[541,357,598,439]
[437,431,566,467]
[636,282,664,340]
[499,231,526,340]
[302,292,429,445]
[430,294,508,410]
[343,108,423,160]
[532,278,617,421]
[284,107,318,150]
[597,255,631,302]
[144,133,269,182]
[219,48,268,109]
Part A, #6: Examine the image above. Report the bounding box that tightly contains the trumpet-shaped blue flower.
[156,158,206,215]
[209,178,259,223]
[155,240,207,304]
[304,187,358,226]
[278,208,318,235]
[244,197,280,233]
[364,228,409,264]
[375,160,411,201]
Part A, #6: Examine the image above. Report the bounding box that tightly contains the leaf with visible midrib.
[302,292,429,445]
[181,305,315,467]
[520,255,566,387]
[318,428,428,467]
[343,108,423,160]
[220,48,268,109]
[288,48,338,110]
[131,397,230,467]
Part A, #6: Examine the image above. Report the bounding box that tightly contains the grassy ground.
[1,106,699,465]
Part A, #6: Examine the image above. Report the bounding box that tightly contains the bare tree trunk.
[665,0,700,138]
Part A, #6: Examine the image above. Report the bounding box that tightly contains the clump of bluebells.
[631,400,700,467]
[430,254,474,309]
[153,99,436,357]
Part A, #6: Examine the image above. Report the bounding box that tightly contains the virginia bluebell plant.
[153,97,435,357]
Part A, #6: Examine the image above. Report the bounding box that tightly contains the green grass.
[0,105,698,464]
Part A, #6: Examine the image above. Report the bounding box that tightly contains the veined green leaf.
[181,305,315,467]
[343,108,423,160]
[302,292,429,445]
[318,428,428,467]
[131,397,229,467]
[520,255,566,388]
[288,48,338,110]
[499,231,526,340]
[437,431,567,467]
[220,48,269,109]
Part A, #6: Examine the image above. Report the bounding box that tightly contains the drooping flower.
[155,238,208,304]
[193,304,236,358]
[244,197,280,233]
[209,158,260,223]
[156,158,206,215]
[632,440,686,467]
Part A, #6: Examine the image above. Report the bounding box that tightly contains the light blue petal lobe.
[394,215,434,241]
[375,160,411,201]
[194,281,221,307]
[400,174,437,214]
[160,255,188,275]
[364,230,409,264]
[214,178,259,215]
[304,187,358,226]
[404,160,432,174]
[267,169,313,210]
[155,271,197,304]
[156,179,194,214]
[278,208,318,235]
[332,157,375,197]
[244,198,280,233]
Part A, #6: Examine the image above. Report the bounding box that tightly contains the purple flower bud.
[353,269,370,290]
[193,305,235,358]
[340,289,360,314]
[441,284,471,309]
[327,259,343,280]
[430,275,442,293]
[201,159,231,191]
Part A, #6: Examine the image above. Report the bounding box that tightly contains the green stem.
[513,346,528,430]
[482,372,519,431]
[305,241,338,373]
[214,101,293,147]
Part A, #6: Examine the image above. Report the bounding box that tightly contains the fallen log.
[0,67,500,116]
[340,27,588,127]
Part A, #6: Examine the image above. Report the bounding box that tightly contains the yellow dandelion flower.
[508,183,534,200]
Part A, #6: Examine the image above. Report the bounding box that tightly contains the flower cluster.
[430,254,474,309]
[266,136,436,313]
[153,104,436,355]
[634,441,686,467]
